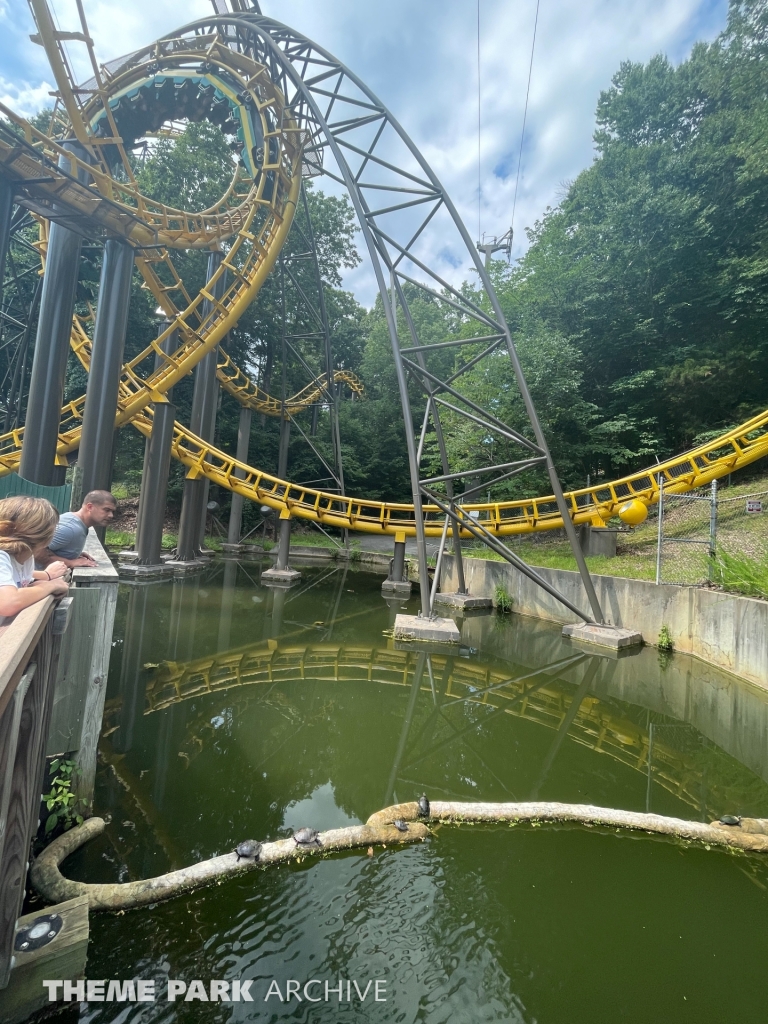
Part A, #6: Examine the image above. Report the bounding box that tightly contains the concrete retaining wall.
[461,612,768,787]
[441,555,768,689]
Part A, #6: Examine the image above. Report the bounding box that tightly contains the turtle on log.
[719,815,741,827]
[293,827,321,847]
[392,820,409,832]
[234,840,262,862]
[417,795,430,818]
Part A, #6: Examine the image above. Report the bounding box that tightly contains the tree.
[498,0,768,480]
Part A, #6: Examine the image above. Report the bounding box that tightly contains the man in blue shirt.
[37,490,118,568]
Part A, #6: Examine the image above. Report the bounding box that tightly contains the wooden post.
[0,615,57,987]
[46,588,101,757]
[47,529,118,804]
[0,588,78,1003]
[0,896,88,1024]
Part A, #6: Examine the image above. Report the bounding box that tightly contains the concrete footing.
[163,559,207,576]
[433,591,492,612]
[118,562,175,580]
[579,525,619,558]
[382,579,412,597]
[221,543,246,554]
[261,567,302,586]
[394,613,461,644]
[561,622,643,651]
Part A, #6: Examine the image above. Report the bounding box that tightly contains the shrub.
[42,759,88,836]
[658,624,674,651]
[494,584,512,614]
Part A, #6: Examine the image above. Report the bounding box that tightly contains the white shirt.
[0,550,35,626]
[0,550,34,589]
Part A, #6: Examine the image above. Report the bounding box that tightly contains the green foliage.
[714,548,768,599]
[137,121,235,213]
[105,529,134,549]
[658,624,675,651]
[494,584,513,614]
[42,759,88,836]
[109,481,132,500]
[491,1,768,482]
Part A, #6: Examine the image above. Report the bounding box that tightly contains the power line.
[477,0,481,242]
[511,0,541,237]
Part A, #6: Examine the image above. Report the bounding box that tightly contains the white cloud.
[3,0,729,306]
[0,77,55,119]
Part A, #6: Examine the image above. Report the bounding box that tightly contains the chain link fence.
[656,479,768,595]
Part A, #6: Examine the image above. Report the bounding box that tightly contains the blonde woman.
[0,496,70,620]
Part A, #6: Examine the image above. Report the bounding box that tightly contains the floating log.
[30,816,430,911]
[30,801,768,913]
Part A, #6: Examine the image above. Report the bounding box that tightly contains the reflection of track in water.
[102,642,768,820]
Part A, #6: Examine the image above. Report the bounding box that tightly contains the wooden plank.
[0,600,53,721]
[0,896,88,1023]
[46,588,101,757]
[28,627,63,852]
[71,528,118,584]
[75,582,118,802]
[0,668,34,895]
[0,621,55,988]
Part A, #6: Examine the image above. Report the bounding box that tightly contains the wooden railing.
[0,593,71,988]
[0,531,117,1018]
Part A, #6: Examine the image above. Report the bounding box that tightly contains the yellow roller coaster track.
[0,31,306,454]
[2,218,767,535]
[0,25,766,536]
[27,218,364,418]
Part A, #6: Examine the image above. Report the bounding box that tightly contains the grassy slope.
[463,474,768,593]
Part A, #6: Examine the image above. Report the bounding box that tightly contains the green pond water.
[60,562,768,1022]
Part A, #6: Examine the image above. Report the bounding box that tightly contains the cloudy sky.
[2,0,729,304]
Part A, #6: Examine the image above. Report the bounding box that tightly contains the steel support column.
[275,509,292,570]
[227,405,252,545]
[177,252,224,561]
[176,478,205,562]
[392,536,406,581]
[78,238,134,500]
[134,402,176,565]
[19,143,90,485]
[0,177,13,312]
[134,322,177,549]
[277,415,291,479]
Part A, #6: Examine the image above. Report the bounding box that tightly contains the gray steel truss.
[31,4,603,624]
[273,180,347,497]
[152,8,604,624]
